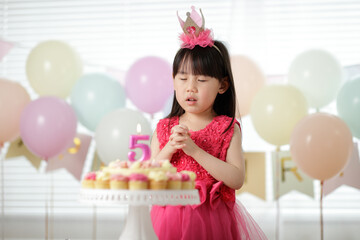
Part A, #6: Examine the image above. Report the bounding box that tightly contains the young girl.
[150,6,267,240]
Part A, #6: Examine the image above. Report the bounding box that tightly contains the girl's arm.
[181,124,245,190]
[150,129,161,159]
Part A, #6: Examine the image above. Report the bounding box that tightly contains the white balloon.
[95,108,152,164]
[288,49,343,109]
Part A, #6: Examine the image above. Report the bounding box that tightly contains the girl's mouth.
[186,97,197,105]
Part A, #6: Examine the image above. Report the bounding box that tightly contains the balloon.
[336,76,360,139]
[95,109,152,164]
[26,40,83,98]
[250,85,308,146]
[231,55,266,117]
[20,96,77,160]
[70,73,126,131]
[125,56,173,114]
[162,93,174,117]
[0,79,31,144]
[290,113,353,180]
[288,49,343,108]
[0,40,14,61]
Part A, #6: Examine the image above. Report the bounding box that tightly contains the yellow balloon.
[26,40,83,98]
[250,85,308,146]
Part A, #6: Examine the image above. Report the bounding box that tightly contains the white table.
[79,189,200,240]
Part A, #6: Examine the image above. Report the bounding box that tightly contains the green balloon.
[70,73,126,131]
[336,76,360,139]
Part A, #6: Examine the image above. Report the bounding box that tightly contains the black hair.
[167,40,237,133]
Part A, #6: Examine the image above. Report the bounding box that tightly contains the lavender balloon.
[125,56,173,114]
[20,96,77,160]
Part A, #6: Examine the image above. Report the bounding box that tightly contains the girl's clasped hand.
[168,124,197,156]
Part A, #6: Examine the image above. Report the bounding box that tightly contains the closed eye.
[198,79,207,82]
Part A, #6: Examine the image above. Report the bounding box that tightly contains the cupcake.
[129,161,142,170]
[109,159,129,169]
[149,171,168,190]
[110,174,129,190]
[81,172,96,188]
[159,159,172,170]
[166,172,182,190]
[128,173,149,190]
[141,160,161,171]
[180,171,197,189]
[142,160,160,168]
[95,171,110,189]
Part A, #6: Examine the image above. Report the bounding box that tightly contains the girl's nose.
[186,79,197,92]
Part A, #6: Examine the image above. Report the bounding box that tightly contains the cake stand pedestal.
[79,189,200,240]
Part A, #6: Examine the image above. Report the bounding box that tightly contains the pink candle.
[128,124,151,162]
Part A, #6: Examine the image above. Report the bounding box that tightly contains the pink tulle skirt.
[151,195,268,240]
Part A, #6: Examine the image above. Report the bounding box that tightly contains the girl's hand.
[168,124,190,150]
[180,133,199,156]
[170,124,190,136]
[169,124,199,157]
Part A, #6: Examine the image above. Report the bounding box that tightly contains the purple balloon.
[125,56,173,114]
[20,96,77,160]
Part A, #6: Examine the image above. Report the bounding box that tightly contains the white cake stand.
[79,189,200,240]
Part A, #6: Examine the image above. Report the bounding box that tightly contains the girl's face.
[173,71,228,116]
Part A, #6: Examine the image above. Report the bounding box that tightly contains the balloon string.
[45,181,48,240]
[1,144,5,240]
[275,146,281,240]
[50,171,54,240]
[93,205,97,240]
[44,157,52,240]
[320,180,324,240]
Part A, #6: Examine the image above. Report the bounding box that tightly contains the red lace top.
[156,115,240,204]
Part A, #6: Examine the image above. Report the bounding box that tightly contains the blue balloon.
[336,76,360,139]
[70,73,126,131]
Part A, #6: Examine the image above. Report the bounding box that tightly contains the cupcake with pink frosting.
[180,171,197,189]
[108,159,129,169]
[128,173,149,190]
[166,172,182,190]
[110,174,129,190]
[81,172,96,188]
[142,160,161,168]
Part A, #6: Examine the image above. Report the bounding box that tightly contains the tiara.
[177,6,214,49]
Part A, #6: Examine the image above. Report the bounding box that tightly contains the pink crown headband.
[177,6,215,50]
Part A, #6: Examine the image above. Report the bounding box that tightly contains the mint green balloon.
[336,76,360,139]
[70,73,126,131]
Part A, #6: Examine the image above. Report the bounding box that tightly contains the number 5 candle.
[128,123,151,162]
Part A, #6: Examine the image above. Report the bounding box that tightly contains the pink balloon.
[0,79,31,145]
[290,113,353,180]
[125,56,173,114]
[231,55,266,117]
[20,96,77,160]
[0,40,14,61]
